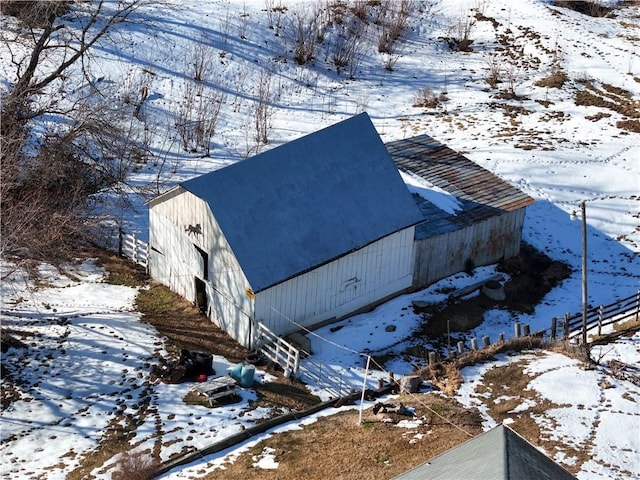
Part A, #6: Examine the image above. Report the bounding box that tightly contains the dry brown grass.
[197,395,482,480]
[415,335,546,395]
[112,452,159,480]
[535,70,568,88]
[616,119,640,132]
[471,357,586,474]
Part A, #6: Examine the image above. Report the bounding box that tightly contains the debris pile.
[151,349,214,384]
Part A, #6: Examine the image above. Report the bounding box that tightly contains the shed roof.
[181,113,423,293]
[386,135,535,240]
[392,424,578,480]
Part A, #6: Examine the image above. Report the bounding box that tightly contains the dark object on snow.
[150,362,186,384]
[150,350,215,384]
[373,402,413,416]
[179,349,214,379]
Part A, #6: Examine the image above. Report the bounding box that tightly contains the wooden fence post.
[514,322,521,338]
[482,336,490,348]
[522,324,530,336]
[118,228,124,256]
[551,317,557,341]
[563,313,570,339]
[457,341,464,354]
[131,232,137,263]
[498,332,505,343]
[428,351,437,366]
[470,337,478,350]
[597,305,603,336]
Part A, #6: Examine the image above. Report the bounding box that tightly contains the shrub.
[464,258,475,276]
[535,71,568,88]
[553,0,614,17]
[112,451,158,480]
[413,86,439,108]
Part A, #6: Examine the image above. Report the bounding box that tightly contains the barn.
[387,135,535,289]
[148,113,424,349]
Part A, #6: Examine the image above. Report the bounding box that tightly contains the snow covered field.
[1,0,639,478]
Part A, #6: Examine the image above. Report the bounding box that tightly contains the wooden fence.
[549,290,640,342]
[118,229,149,270]
[297,356,354,399]
[429,290,640,362]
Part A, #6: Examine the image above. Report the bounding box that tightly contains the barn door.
[194,277,208,314]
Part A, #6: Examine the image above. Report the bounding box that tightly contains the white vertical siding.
[255,227,416,337]
[149,190,255,348]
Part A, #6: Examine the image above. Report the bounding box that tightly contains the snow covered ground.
[1,0,639,478]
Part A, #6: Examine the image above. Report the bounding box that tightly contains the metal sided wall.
[413,209,526,289]
[254,227,416,338]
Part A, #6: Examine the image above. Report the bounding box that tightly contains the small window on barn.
[194,245,209,281]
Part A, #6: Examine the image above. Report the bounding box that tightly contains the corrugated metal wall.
[255,227,416,337]
[413,209,525,288]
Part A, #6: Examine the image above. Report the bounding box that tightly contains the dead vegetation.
[535,70,569,88]
[416,336,546,395]
[197,396,482,480]
[575,81,640,132]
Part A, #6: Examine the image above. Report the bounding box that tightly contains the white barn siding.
[255,228,416,337]
[149,189,255,347]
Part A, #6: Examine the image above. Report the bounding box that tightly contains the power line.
[269,305,475,437]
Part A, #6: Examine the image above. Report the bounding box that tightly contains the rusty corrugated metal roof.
[386,134,535,239]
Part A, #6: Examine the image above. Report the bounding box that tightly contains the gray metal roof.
[392,424,578,480]
[386,135,535,240]
[181,113,424,293]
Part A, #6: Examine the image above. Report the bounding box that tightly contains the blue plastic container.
[239,364,255,387]
[230,362,243,382]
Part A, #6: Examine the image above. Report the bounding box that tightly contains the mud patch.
[415,243,571,339]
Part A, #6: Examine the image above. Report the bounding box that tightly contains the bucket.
[239,364,255,388]
[230,362,243,382]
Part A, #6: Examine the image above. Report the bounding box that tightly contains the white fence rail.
[255,322,301,375]
[118,229,149,269]
[297,357,355,399]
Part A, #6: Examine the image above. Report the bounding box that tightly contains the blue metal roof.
[181,113,424,292]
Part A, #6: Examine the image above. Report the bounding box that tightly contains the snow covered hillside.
[1,0,639,479]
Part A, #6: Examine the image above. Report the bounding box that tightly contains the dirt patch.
[136,283,249,364]
[416,243,571,339]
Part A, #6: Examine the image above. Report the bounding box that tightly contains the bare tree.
[332,20,365,79]
[174,78,225,155]
[1,0,150,260]
[291,8,318,65]
[377,0,414,55]
[192,35,215,82]
[254,69,274,145]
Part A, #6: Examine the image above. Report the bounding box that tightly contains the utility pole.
[581,201,588,348]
